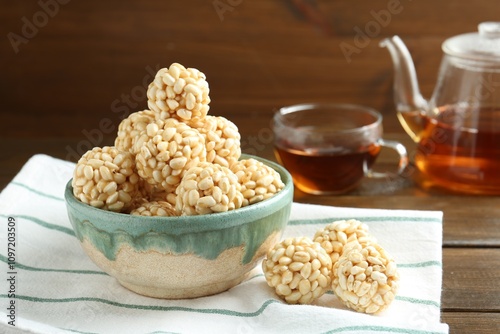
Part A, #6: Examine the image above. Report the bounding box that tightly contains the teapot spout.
[380,36,428,141]
[380,36,428,112]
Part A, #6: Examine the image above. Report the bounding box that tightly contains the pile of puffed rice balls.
[262,219,400,314]
[72,63,284,216]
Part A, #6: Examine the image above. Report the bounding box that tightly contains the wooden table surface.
[1,1,499,332]
[2,130,500,333]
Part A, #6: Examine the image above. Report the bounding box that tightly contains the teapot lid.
[443,22,500,61]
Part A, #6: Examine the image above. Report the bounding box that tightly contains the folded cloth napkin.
[0,154,449,334]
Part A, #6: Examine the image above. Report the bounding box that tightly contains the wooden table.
[1,1,499,332]
[1,130,499,333]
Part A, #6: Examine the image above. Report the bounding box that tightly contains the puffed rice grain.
[262,237,332,304]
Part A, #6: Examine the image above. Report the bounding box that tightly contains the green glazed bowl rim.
[65,154,293,235]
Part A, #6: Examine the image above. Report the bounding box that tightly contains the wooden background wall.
[1,0,499,160]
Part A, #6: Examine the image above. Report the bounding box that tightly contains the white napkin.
[0,154,449,334]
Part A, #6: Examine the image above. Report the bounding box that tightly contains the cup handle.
[366,139,409,178]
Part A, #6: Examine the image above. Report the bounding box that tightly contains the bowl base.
[118,274,248,299]
[79,238,268,299]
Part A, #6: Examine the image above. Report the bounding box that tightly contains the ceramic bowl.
[64,155,293,299]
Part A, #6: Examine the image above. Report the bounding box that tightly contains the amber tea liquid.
[274,143,380,194]
[415,106,500,194]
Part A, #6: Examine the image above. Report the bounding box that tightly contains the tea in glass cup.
[273,103,408,195]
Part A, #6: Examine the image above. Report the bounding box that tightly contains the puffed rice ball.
[135,119,207,193]
[115,109,158,154]
[332,240,399,314]
[230,158,285,206]
[130,200,178,217]
[262,237,332,305]
[147,63,210,121]
[313,219,373,264]
[189,116,241,167]
[175,162,244,215]
[72,146,140,212]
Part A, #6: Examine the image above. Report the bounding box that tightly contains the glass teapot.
[380,22,500,194]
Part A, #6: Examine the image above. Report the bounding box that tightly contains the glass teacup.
[273,103,408,195]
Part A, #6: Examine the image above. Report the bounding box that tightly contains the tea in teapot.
[381,22,500,194]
